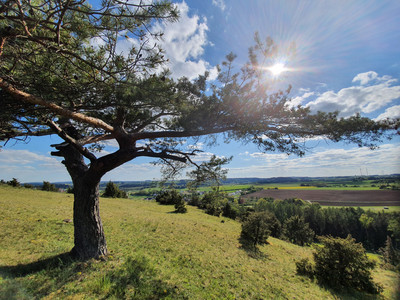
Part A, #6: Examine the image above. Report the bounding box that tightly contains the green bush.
[239,211,276,250]
[7,178,20,187]
[200,191,224,216]
[103,181,128,198]
[187,192,201,207]
[222,202,239,220]
[23,183,34,189]
[155,189,182,205]
[174,199,187,213]
[296,235,382,294]
[295,258,314,277]
[282,215,314,246]
[41,181,58,192]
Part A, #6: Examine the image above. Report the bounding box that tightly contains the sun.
[268,62,288,77]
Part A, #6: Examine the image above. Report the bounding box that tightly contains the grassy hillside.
[0,185,398,299]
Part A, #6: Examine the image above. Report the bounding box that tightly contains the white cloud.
[304,72,400,117]
[188,142,204,150]
[0,149,57,165]
[375,105,400,121]
[191,151,216,162]
[352,71,378,85]
[0,149,66,182]
[212,0,226,11]
[231,144,400,177]
[289,91,314,108]
[103,162,162,181]
[151,1,217,80]
[249,152,289,161]
[90,1,217,81]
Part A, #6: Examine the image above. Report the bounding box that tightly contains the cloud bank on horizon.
[0,0,399,182]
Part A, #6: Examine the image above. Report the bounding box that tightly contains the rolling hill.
[0,185,398,299]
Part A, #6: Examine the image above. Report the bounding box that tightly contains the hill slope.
[0,185,398,299]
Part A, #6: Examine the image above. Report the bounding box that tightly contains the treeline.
[1,178,60,192]
[179,190,399,252]
[251,198,399,251]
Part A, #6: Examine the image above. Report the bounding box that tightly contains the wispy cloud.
[212,0,226,12]
[295,72,400,117]
[0,149,66,182]
[234,144,400,177]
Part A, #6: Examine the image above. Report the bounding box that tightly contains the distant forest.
[23,174,400,190]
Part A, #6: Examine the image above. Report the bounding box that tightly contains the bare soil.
[243,189,400,206]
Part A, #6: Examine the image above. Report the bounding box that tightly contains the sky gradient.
[1,0,400,182]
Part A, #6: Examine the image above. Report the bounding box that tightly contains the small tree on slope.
[0,1,398,260]
[297,235,382,294]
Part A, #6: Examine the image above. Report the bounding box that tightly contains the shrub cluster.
[155,190,187,213]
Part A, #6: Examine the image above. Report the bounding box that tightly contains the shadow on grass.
[0,252,77,299]
[323,284,385,300]
[0,252,75,277]
[296,273,389,300]
[239,238,269,260]
[0,253,188,299]
[239,244,268,260]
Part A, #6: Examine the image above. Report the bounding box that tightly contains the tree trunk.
[51,141,108,260]
[71,176,108,260]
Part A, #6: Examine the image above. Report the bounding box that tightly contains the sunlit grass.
[0,185,398,299]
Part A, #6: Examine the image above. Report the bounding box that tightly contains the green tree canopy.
[0,0,398,260]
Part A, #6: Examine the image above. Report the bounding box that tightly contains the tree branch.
[132,126,236,140]
[134,150,187,163]
[47,120,97,162]
[0,78,115,133]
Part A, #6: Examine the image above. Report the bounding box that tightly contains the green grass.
[0,185,399,299]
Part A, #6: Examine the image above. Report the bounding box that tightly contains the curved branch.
[0,78,115,133]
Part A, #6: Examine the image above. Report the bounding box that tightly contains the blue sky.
[1,0,400,182]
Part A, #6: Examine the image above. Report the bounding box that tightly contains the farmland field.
[243,189,400,206]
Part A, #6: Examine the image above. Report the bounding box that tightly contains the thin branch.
[134,149,187,163]
[56,0,71,45]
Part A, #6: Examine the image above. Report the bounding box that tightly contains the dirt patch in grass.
[243,190,400,206]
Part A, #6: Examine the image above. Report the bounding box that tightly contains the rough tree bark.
[51,141,108,260]
[71,176,107,260]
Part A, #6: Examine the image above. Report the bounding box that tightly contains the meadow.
[0,185,399,299]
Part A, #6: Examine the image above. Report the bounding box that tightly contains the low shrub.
[174,199,187,213]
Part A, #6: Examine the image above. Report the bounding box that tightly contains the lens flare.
[268,63,288,77]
